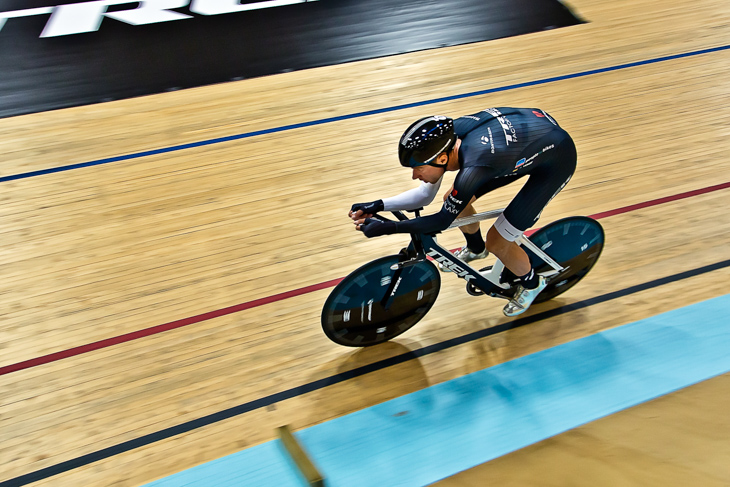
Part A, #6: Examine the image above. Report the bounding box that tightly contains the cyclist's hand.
[349,200,384,221]
[355,217,396,238]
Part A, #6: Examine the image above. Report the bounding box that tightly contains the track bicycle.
[321,209,604,347]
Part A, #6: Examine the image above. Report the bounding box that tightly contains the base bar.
[277,425,326,487]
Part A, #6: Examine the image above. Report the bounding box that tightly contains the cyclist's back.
[455,107,568,179]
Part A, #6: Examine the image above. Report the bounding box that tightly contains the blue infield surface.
[146,293,730,487]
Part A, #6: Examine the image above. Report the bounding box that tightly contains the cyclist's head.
[398,116,456,169]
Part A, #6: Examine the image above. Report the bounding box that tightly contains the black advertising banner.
[0,0,582,117]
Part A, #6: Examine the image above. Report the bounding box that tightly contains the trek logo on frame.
[426,249,476,281]
[0,0,318,38]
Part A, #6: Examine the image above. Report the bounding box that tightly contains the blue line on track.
[1,44,728,184]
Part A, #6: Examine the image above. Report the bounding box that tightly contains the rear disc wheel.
[525,216,605,303]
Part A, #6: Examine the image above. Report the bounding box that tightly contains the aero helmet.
[398,116,456,168]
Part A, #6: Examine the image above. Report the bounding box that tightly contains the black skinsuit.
[394,107,576,235]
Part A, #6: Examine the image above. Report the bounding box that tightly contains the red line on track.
[588,182,730,220]
[0,278,343,376]
[1,181,728,376]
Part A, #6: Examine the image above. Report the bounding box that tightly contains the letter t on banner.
[0,7,54,33]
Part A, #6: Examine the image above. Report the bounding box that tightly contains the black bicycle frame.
[384,210,510,298]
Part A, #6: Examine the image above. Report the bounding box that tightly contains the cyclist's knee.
[486,225,509,254]
[493,212,524,241]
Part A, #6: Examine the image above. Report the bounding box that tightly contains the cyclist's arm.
[382,178,442,211]
[390,166,496,234]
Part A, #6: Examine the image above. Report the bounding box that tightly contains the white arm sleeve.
[382,177,443,211]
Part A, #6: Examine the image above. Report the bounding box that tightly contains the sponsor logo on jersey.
[512,144,555,172]
[479,128,495,153]
[532,109,558,125]
[514,152,539,171]
[0,0,318,38]
[447,190,463,208]
[484,108,517,146]
[444,190,464,215]
[444,204,459,215]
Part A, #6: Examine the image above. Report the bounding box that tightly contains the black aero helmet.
[398,115,456,168]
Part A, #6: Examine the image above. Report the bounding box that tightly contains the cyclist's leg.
[443,177,516,259]
[488,133,577,315]
[500,135,576,236]
[488,133,576,264]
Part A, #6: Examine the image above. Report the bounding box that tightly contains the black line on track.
[2,258,729,486]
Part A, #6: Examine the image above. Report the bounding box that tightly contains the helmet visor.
[407,137,454,167]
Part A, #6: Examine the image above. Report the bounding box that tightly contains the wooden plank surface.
[0,0,729,484]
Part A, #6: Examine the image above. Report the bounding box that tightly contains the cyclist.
[349,108,576,317]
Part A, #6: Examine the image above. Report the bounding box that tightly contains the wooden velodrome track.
[1,0,729,484]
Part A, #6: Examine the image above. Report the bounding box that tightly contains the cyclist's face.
[412,164,443,184]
